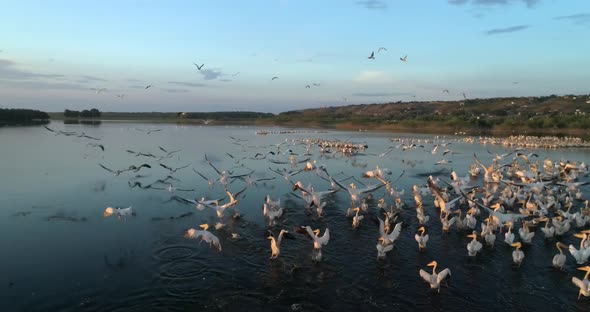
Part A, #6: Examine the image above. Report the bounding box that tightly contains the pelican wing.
[572,277,588,291]
[378,218,386,237]
[388,222,403,241]
[419,269,433,283]
[318,228,330,246]
[305,226,315,239]
[437,268,451,284]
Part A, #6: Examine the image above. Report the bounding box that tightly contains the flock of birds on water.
[41,125,590,300]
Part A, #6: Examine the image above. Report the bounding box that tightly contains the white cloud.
[354,70,392,83]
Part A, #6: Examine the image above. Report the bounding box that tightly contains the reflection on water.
[1,121,590,311]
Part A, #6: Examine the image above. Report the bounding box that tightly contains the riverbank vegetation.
[0,108,49,126]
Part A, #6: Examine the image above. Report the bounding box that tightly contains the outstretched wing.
[437,268,451,284]
[318,228,330,246]
[419,269,432,284]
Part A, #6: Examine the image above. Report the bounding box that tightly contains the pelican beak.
[199,223,208,230]
[427,260,437,267]
[510,242,521,249]
[574,233,587,239]
[267,236,273,240]
[577,266,590,272]
[467,234,476,239]
[314,229,320,236]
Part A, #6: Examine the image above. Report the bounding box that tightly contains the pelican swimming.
[185,224,222,252]
[572,266,590,299]
[376,243,393,259]
[268,229,289,259]
[467,231,483,256]
[540,217,556,239]
[415,226,429,251]
[518,222,535,244]
[419,261,451,292]
[553,242,567,270]
[103,206,133,220]
[511,242,525,267]
[504,221,515,245]
[351,207,364,229]
[379,219,402,246]
[569,233,590,264]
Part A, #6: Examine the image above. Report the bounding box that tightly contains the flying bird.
[313,83,320,87]
[271,76,279,80]
[462,92,467,99]
[400,55,407,63]
[145,85,152,89]
[377,47,387,53]
[368,51,375,60]
[442,89,450,94]
[305,85,311,88]
[232,72,240,77]
[90,88,107,94]
[193,62,204,70]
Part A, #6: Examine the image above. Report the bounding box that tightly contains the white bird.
[400,55,407,63]
[414,226,429,251]
[268,229,289,259]
[376,243,394,259]
[504,221,515,245]
[103,206,133,220]
[467,231,483,256]
[185,224,222,252]
[379,219,402,246]
[572,266,590,299]
[553,242,567,270]
[518,223,535,244]
[569,233,590,264]
[262,202,284,226]
[351,207,364,229]
[419,260,451,292]
[306,226,330,261]
[511,242,525,267]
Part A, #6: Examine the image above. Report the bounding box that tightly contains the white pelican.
[262,203,284,227]
[518,222,535,244]
[376,243,394,259]
[379,219,402,246]
[572,266,590,299]
[103,206,133,220]
[540,217,555,239]
[185,224,222,252]
[465,208,477,230]
[504,221,515,245]
[351,207,364,229]
[268,229,289,259]
[553,242,567,270]
[305,226,330,261]
[467,231,483,256]
[415,226,429,251]
[569,233,590,264]
[511,242,525,267]
[483,225,496,248]
[419,261,451,292]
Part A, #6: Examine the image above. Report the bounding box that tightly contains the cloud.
[554,13,590,25]
[352,92,411,97]
[449,0,539,8]
[162,88,189,93]
[199,69,223,80]
[168,81,208,87]
[355,0,387,10]
[354,70,391,83]
[79,75,107,82]
[0,59,65,80]
[484,25,530,35]
[0,79,87,91]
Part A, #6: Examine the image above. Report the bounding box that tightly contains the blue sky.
[0,0,589,113]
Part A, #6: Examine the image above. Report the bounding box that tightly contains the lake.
[1,121,590,311]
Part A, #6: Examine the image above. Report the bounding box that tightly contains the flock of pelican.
[68,126,590,299]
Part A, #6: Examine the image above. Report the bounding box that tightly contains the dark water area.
[1,122,590,311]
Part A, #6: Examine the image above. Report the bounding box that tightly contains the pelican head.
[103,207,114,218]
[454,210,462,217]
[313,229,320,236]
[427,260,438,267]
[467,233,478,239]
[556,242,567,254]
[574,233,588,239]
[184,228,196,238]
[539,217,550,223]
[419,227,426,235]
[511,242,522,250]
[379,198,385,204]
[199,223,209,231]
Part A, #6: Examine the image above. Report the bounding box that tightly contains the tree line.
[0,108,49,122]
[64,108,101,118]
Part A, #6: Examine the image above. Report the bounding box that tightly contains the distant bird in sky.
[513,81,519,84]
[193,62,204,70]
[90,88,106,94]
[400,55,407,63]
[145,85,152,89]
[368,51,375,60]
[232,72,240,77]
[377,47,387,53]
[305,85,311,88]
[462,92,467,99]
[442,89,450,94]
[343,97,348,102]
[313,83,320,87]
[272,76,279,80]
[116,94,125,100]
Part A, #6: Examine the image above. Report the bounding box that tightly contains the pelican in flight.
[271,76,279,80]
[415,226,429,251]
[400,55,407,63]
[103,206,133,220]
[572,266,590,299]
[419,261,451,292]
[376,243,393,259]
[377,47,387,53]
[467,231,483,256]
[368,51,375,60]
[193,62,204,70]
[306,226,330,261]
[379,219,402,246]
[185,224,222,252]
[553,242,567,270]
[268,229,289,259]
[511,242,525,267]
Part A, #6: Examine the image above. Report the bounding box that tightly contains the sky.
[0,0,589,113]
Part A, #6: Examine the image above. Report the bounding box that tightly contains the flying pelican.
[415,226,429,251]
[351,207,364,229]
[193,62,204,70]
[511,242,525,267]
[145,85,152,89]
[419,261,451,292]
[305,226,330,261]
[553,242,567,270]
[368,51,375,60]
[376,243,394,259]
[572,266,590,299]
[442,89,450,94]
[103,206,133,220]
[377,47,387,53]
[400,55,407,63]
[268,229,289,259]
[185,224,222,252]
[379,219,402,246]
[271,76,279,80]
[467,231,483,256]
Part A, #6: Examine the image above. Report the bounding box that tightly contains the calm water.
[1,122,590,311]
